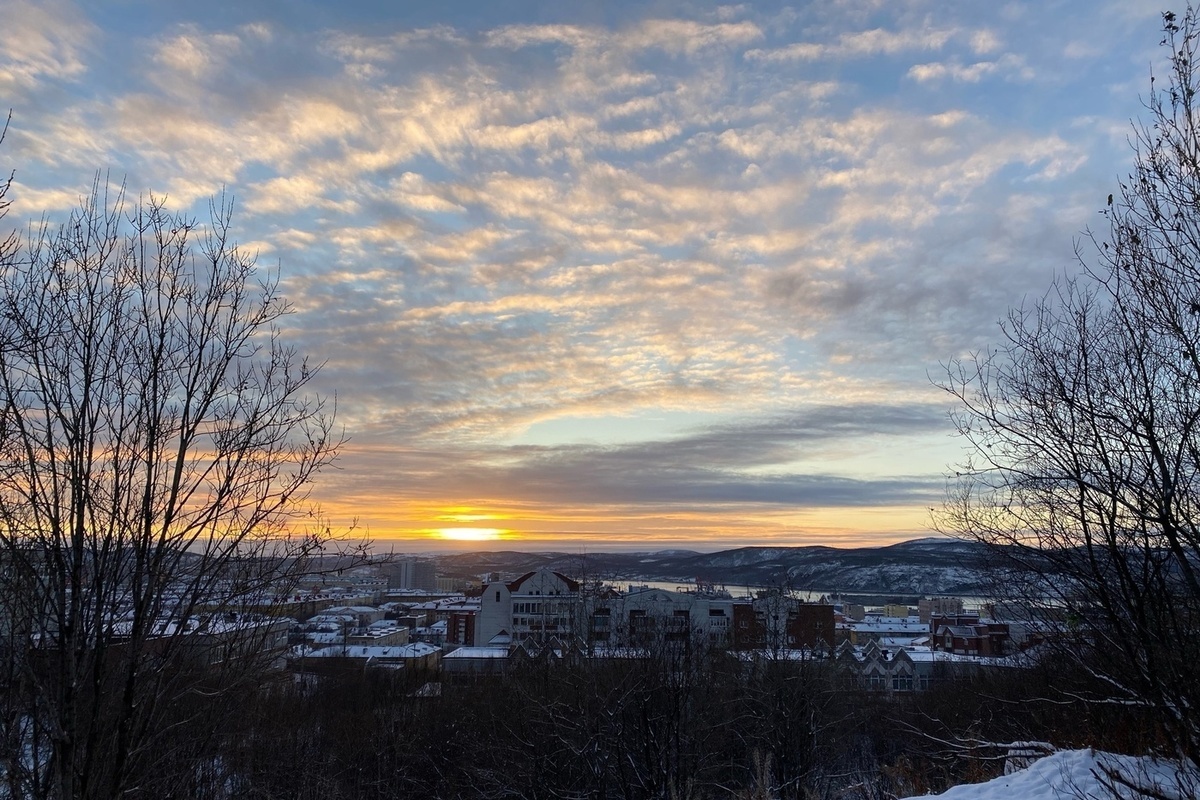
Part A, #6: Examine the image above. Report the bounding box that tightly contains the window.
[495,591,501,602]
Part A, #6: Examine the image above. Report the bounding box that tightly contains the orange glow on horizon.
[309,494,936,551]
[434,527,510,541]
[434,505,514,523]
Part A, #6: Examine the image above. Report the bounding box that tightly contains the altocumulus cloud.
[0,0,1167,545]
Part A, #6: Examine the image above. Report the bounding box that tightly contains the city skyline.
[0,0,1164,550]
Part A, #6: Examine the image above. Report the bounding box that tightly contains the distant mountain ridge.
[431,538,991,597]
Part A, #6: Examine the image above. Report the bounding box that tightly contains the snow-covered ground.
[926,748,1197,799]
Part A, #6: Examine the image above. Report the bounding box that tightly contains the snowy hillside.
[432,537,994,595]
[927,749,1195,800]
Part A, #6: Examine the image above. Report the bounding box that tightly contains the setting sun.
[435,527,507,541]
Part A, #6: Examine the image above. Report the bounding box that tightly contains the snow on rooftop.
[305,643,438,659]
[308,632,343,645]
[851,618,925,632]
[411,596,474,611]
[443,647,509,659]
[878,636,925,647]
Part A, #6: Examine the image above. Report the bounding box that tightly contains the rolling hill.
[430,537,991,597]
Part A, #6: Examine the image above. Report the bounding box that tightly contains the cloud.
[0,0,93,92]
[487,19,762,56]
[245,174,340,215]
[5,181,81,215]
[970,29,1003,54]
[746,27,955,62]
[333,403,951,511]
[152,27,244,80]
[907,53,1034,83]
[0,0,1163,545]
[323,26,465,63]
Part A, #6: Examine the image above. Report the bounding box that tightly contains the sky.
[0,0,1172,552]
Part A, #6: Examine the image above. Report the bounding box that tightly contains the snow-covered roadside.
[925,748,1197,800]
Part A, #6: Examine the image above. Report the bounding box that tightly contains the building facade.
[476,569,583,646]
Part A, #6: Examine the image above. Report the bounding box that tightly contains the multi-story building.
[437,575,483,594]
[918,596,965,624]
[476,569,582,646]
[467,570,836,655]
[930,614,1013,657]
[836,640,933,692]
[347,622,410,647]
[390,559,438,591]
[448,609,477,646]
[731,592,835,652]
[587,587,736,647]
[842,615,928,646]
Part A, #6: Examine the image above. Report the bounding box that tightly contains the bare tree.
[0,173,354,799]
[939,8,1200,766]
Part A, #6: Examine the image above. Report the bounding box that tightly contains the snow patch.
[927,748,1197,799]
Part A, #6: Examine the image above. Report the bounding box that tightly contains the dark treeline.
[115,640,1166,800]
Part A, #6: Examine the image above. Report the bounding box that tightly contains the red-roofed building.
[931,620,1012,657]
[476,568,582,646]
